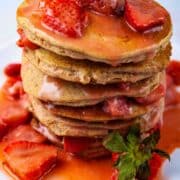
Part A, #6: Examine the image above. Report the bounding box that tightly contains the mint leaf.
[153,149,170,161]
[103,131,127,152]
[126,124,140,150]
[117,155,136,180]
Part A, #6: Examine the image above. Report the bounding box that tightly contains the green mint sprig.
[103,124,170,180]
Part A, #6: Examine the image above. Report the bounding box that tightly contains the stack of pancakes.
[17,0,172,158]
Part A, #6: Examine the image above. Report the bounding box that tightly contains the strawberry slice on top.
[125,0,168,32]
[42,0,88,38]
[3,141,58,180]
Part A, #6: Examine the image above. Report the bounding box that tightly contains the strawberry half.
[125,0,167,32]
[42,0,88,38]
[3,141,58,180]
[3,125,46,144]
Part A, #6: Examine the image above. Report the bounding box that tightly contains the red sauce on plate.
[0,62,179,179]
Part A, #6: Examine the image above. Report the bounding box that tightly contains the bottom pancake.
[31,119,109,159]
[31,101,163,158]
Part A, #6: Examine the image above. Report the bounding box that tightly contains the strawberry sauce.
[0,61,179,179]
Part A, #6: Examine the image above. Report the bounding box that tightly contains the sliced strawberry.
[110,168,118,180]
[2,78,25,100]
[166,61,180,85]
[149,153,163,180]
[17,28,39,50]
[0,92,30,128]
[0,104,30,128]
[125,0,167,32]
[103,97,130,116]
[3,125,46,144]
[4,63,21,78]
[3,141,58,180]
[42,0,88,38]
[136,85,165,105]
[64,137,92,153]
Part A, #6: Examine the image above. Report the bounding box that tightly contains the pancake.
[30,97,164,137]
[30,97,163,122]
[17,0,172,65]
[24,44,171,84]
[21,57,163,106]
[31,119,110,158]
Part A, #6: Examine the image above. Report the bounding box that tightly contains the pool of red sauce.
[0,67,179,179]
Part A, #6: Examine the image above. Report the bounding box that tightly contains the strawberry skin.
[4,141,58,180]
[125,0,168,32]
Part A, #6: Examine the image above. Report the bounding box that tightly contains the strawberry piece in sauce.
[64,137,93,153]
[17,29,39,50]
[125,0,167,32]
[4,64,21,78]
[0,75,30,129]
[3,141,58,180]
[136,84,165,105]
[42,0,88,38]
[3,125,46,144]
[103,97,130,117]
[166,61,180,85]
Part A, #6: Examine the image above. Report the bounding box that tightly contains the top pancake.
[17,0,172,65]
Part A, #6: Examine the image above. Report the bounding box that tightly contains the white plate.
[0,0,180,179]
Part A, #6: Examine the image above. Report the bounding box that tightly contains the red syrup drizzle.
[0,61,179,179]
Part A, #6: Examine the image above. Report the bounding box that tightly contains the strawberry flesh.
[125,0,167,32]
[166,61,180,85]
[3,141,58,180]
[136,84,165,105]
[3,125,46,144]
[84,0,125,16]
[103,97,130,116]
[42,0,88,38]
